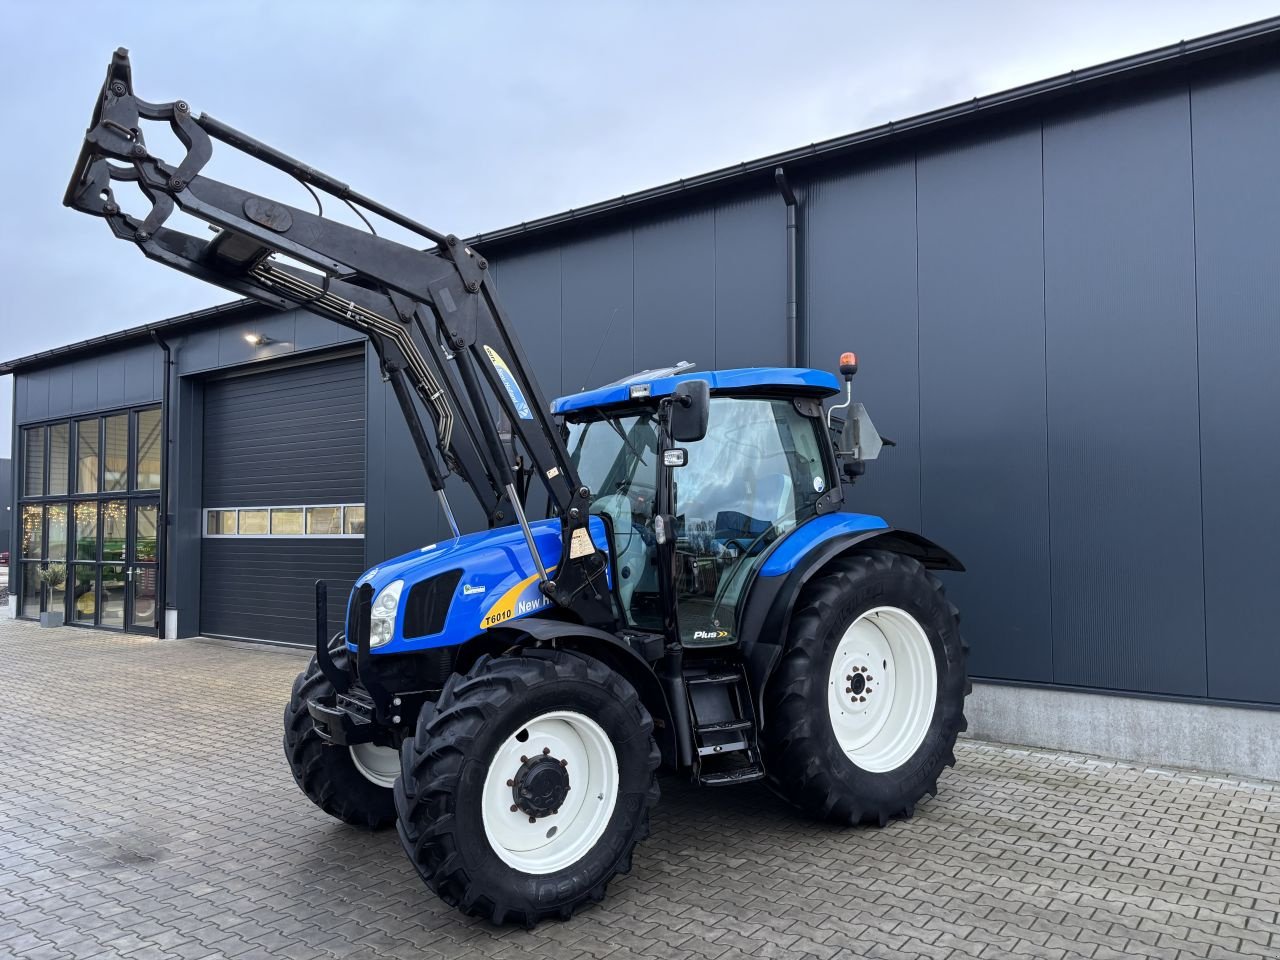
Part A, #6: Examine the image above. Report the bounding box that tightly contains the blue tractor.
[66,50,969,926]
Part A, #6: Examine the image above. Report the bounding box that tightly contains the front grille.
[404,570,462,639]
[347,583,373,648]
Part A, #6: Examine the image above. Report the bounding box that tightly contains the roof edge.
[0,298,261,375]
[468,15,1280,249]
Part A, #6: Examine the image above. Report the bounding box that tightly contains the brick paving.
[0,620,1276,960]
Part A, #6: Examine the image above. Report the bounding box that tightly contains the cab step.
[682,660,766,786]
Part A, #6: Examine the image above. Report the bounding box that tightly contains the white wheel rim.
[349,743,400,789]
[827,605,938,773]
[480,711,619,875]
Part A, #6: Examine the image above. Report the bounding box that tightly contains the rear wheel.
[395,649,660,926]
[763,549,968,825]
[282,644,397,829]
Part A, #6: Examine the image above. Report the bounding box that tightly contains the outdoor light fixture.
[244,332,273,346]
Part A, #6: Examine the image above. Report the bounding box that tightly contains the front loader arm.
[65,48,614,629]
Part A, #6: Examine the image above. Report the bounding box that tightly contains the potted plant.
[39,564,66,628]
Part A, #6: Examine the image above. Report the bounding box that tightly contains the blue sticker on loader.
[484,345,534,420]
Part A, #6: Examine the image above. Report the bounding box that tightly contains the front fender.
[737,522,963,721]
[454,618,678,771]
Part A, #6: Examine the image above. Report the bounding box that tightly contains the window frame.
[201,504,367,540]
[14,403,163,625]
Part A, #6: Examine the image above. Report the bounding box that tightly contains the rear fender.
[454,618,679,771]
[738,527,963,721]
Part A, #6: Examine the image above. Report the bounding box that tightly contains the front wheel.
[395,649,660,926]
[282,645,398,829]
[763,549,969,825]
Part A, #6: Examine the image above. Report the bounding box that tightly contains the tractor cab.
[553,366,850,648]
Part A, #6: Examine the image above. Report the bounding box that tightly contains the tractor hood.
[349,516,612,655]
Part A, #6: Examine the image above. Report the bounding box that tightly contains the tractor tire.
[395,649,660,926]
[763,549,968,826]
[282,645,398,829]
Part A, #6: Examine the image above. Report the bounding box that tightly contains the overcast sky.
[3,0,1277,450]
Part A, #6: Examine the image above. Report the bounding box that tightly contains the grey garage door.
[200,353,366,645]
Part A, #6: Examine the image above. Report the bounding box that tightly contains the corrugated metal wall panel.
[491,246,565,396]
[560,231,636,394]
[1190,66,1280,704]
[633,210,717,373]
[804,159,922,531]
[13,345,163,425]
[916,129,1053,683]
[1042,92,1206,696]
[713,192,787,369]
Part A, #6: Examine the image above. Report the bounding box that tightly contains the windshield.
[566,412,662,628]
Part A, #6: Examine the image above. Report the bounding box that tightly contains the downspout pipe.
[149,328,172,639]
[774,167,800,367]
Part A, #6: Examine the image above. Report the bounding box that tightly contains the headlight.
[368,579,403,648]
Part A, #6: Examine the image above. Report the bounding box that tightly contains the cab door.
[670,397,833,647]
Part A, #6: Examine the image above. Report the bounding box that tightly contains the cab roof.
[551,366,841,416]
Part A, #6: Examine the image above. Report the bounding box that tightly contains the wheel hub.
[845,666,874,703]
[511,752,569,819]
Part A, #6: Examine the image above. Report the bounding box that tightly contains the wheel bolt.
[510,804,518,812]
[528,816,537,824]
[543,747,551,756]
[551,809,559,816]
[506,779,514,787]
[520,756,528,763]
[560,759,568,767]
[858,696,866,702]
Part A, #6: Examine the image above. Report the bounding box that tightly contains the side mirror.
[669,379,710,443]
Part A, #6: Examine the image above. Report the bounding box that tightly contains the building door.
[127,499,160,633]
[199,352,366,646]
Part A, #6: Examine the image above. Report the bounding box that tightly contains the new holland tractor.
[65,50,969,926]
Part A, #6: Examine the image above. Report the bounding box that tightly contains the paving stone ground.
[0,620,1276,960]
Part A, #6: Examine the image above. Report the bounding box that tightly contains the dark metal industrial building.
[6,21,1280,772]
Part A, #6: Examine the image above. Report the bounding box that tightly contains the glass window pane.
[47,504,68,562]
[306,506,341,535]
[72,565,97,623]
[102,501,127,562]
[101,565,126,629]
[103,415,128,492]
[238,509,268,535]
[20,563,41,618]
[22,427,44,497]
[47,564,67,618]
[21,505,44,559]
[668,398,832,644]
[134,503,159,561]
[75,502,99,561]
[206,510,236,535]
[76,419,99,494]
[343,505,366,535]
[48,423,69,496]
[271,508,303,536]
[131,564,157,630]
[134,408,162,490]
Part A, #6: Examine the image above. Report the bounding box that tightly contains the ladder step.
[695,718,753,734]
[686,671,743,686]
[697,740,749,757]
[699,766,766,786]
